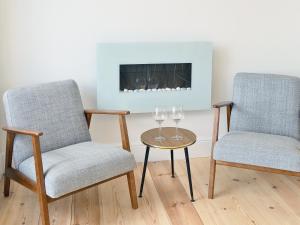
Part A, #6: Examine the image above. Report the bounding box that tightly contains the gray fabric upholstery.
[214,131,300,172]
[3,80,91,167]
[230,73,300,140]
[18,141,136,198]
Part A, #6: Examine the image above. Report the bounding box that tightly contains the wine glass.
[135,76,146,90]
[153,107,167,141]
[147,75,159,90]
[171,106,184,140]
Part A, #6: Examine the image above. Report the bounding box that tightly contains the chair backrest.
[3,80,91,168]
[230,73,300,140]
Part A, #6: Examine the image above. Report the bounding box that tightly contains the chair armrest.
[2,126,43,137]
[212,101,233,108]
[84,109,131,152]
[3,126,46,195]
[211,101,233,158]
[84,109,130,115]
[212,101,233,133]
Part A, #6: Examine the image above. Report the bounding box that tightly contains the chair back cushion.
[3,80,91,167]
[230,73,300,140]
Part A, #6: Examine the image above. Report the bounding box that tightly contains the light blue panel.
[97,42,212,113]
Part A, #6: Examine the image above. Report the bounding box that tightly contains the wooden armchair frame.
[3,109,138,225]
[208,101,300,199]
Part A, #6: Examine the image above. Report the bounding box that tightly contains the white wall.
[1,0,300,175]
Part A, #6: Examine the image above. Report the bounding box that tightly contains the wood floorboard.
[72,186,100,225]
[0,157,299,225]
[177,159,259,225]
[221,166,290,225]
[148,161,204,225]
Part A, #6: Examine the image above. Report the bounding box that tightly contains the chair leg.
[4,132,15,197]
[3,175,10,197]
[127,171,138,209]
[208,159,216,199]
[37,189,50,225]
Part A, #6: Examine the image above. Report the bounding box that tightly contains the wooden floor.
[1,157,300,225]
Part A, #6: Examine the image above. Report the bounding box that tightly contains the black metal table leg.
[184,147,195,202]
[171,150,175,178]
[139,146,150,197]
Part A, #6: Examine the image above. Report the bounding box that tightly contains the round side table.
[139,127,197,202]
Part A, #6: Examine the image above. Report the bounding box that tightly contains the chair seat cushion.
[18,142,136,198]
[213,131,300,172]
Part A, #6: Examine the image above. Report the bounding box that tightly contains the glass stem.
[175,121,178,137]
[159,122,162,137]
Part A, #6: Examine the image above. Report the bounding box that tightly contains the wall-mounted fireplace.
[119,63,192,92]
[97,42,212,113]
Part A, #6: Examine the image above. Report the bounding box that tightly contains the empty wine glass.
[147,75,159,89]
[153,107,167,141]
[135,76,146,90]
[171,106,184,140]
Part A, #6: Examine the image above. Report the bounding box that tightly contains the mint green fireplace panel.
[97,42,212,113]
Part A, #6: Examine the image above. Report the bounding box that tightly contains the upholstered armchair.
[2,80,138,225]
[208,73,300,199]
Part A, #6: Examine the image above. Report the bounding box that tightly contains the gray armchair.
[2,80,138,225]
[208,73,300,199]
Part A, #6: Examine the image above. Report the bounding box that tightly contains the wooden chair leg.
[37,190,50,225]
[4,132,15,197]
[208,159,216,199]
[3,176,10,197]
[31,136,50,225]
[127,171,138,209]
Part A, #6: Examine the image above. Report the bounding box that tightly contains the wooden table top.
[140,127,197,149]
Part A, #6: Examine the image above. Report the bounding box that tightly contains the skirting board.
[131,139,211,162]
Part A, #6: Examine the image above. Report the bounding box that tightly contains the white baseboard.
[130,139,211,162]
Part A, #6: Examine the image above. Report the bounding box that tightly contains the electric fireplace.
[119,63,192,92]
[97,42,212,113]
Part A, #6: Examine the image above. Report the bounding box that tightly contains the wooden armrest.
[2,126,43,137]
[84,109,130,115]
[84,109,131,152]
[211,101,233,152]
[212,101,233,108]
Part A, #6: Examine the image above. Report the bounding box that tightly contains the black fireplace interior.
[119,63,192,91]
